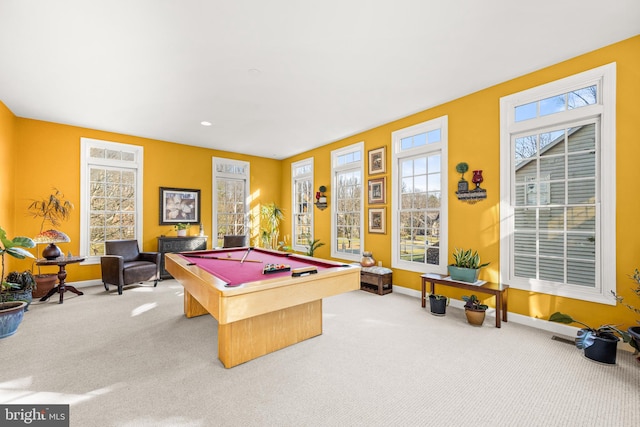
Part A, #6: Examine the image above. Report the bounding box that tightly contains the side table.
[37,256,85,304]
[421,273,509,328]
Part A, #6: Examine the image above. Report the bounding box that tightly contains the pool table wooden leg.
[218,299,323,368]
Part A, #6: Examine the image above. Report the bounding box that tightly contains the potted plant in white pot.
[0,227,36,338]
[448,248,489,283]
[27,188,73,297]
[174,223,190,236]
[549,312,631,364]
[462,294,488,326]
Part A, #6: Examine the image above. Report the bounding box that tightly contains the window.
[291,158,314,252]
[213,157,249,248]
[392,116,448,273]
[500,63,616,304]
[331,142,364,261]
[80,138,143,264]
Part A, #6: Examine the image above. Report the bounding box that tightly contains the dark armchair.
[101,240,160,295]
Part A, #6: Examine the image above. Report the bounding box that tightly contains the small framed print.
[368,177,386,204]
[368,208,386,234]
[159,187,201,225]
[368,146,386,175]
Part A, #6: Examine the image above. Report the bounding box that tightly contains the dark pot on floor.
[429,295,448,316]
[33,274,58,298]
[584,332,619,364]
[628,326,640,352]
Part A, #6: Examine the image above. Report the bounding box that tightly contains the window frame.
[212,157,250,248]
[330,142,364,262]
[391,116,449,274]
[291,158,314,253]
[499,63,616,304]
[79,137,144,265]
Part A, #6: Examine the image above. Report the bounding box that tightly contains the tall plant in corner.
[28,188,74,233]
[260,203,284,250]
[27,188,73,292]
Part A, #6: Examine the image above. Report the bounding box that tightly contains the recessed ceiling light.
[201,121,212,126]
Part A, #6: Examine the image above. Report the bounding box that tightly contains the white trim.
[391,115,448,274]
[212,157,250,247]
[80,138,143,265]
[291,158,314,253]
[499,63,616,304]
[330,142,364,262]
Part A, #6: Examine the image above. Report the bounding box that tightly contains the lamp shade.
[33,229,70,244]
[33,230,70,260]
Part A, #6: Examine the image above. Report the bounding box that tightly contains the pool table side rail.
[165,252,361,324]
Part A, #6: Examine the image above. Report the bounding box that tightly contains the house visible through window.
[500,63,616,304]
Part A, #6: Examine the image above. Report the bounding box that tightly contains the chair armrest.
[139,251,161,265]
[101,255,124,285]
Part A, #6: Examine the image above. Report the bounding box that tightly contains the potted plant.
[260,203,284,249]
[0,227,36,338]
[174,223,190,236]
[462,294,488,326]
[27,188,73,297]
[611,268,640,355]
[428,293,449,316]
[549,312,631,364]
[448,248,489,283]
[305,238,325,257]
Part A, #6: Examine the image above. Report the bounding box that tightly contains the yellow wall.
[6,118,281,281]
[0,101,17,253]
[281,35,640,329]
[2,35,639,330]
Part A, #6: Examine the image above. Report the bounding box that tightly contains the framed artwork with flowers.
[159,187,201,225]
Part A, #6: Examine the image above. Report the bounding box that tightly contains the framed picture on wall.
[368,177,386,204]
[159,187,201,225]
[368,208,386,234]
[368,146,386,175]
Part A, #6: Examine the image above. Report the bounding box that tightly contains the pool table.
[165,247,360,368]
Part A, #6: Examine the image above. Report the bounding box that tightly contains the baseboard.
[392,285,637,354]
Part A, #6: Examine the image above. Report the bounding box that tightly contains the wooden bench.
[359,266,393,295]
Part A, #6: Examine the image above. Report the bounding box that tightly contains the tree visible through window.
[500,63,616,304]
[392,117,448,273]
[213,158,249,248]
[331,143,363,261]
[80,138,142,262]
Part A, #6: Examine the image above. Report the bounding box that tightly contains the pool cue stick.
[240,247,252,264]
[185,254,261,263]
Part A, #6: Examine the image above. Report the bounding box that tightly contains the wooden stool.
[359,266,393,295]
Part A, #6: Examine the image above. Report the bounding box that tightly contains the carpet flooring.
[1,281,638,426]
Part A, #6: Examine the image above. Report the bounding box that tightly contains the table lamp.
[33,229,70,260]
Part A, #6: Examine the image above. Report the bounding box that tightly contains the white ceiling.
[1,1,639,160]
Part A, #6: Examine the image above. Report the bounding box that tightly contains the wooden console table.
[421,274,509,328]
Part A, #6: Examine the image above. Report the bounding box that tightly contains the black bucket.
[429,295,448,316]
[584,333,619,364]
